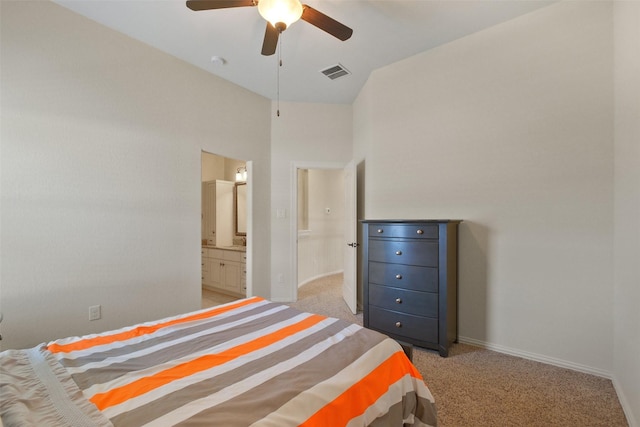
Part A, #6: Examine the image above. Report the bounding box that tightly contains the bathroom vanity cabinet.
[202,247,246,297]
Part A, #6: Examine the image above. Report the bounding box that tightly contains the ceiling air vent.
[320,63,351,80]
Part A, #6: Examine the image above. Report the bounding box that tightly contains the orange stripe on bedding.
[301,351,423,427]
[90,313,327,411]
[48,297,266,354]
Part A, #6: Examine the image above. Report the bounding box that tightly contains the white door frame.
[289,161,349,302]
[245,160,253,297]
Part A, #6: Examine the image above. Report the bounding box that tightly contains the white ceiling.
[53,0,555,105]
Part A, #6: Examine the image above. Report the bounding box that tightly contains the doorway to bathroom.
[201,151,252,308]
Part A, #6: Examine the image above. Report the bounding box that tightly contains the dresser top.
[361,219,462,224]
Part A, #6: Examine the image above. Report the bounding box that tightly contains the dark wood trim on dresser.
[361,220,461,357]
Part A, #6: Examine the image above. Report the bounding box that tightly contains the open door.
[343,160,357,314]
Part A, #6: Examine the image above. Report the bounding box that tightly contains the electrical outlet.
[89,305,101,321]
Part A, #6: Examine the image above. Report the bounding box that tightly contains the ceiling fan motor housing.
[258,0,303,29]
[186,0,353,56]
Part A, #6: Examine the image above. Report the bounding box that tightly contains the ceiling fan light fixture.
[258,0,303,31]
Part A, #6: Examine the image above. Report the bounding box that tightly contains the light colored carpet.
[287,273,629,427]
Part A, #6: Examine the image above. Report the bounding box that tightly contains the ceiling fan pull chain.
[276,36,282,117]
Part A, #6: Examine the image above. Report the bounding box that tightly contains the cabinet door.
[203,182,217,243]
[240,261,247,294]
[215,181,234,247]
[209,258,223,288]
[222,261,242,294]
[202,257,211,286]
[201,185,206,240]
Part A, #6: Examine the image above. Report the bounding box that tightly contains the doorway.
[201,151,252,307]
[290,161,357,313]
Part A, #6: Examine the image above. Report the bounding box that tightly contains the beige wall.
[0,1,271,350]
[613,2,640,425]
[270,102,353,301]
[354,1,614,375]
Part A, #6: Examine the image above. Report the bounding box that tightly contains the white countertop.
[203,245,246,252]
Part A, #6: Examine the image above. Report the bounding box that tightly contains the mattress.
[0,297,437,426]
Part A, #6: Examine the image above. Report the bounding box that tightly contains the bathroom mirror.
[235,182,247,236]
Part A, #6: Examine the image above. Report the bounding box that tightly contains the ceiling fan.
[186,0,353,56]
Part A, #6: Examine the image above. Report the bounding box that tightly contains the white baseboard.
[458,336,612,379]
[612,376,639,427]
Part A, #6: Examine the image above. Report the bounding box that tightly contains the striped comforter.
[0,297,437,426]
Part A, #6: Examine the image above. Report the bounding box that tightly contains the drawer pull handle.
[395,250,402,256]
[395,321,402,328]
[395,274,402,280]
[416,229,424,235]
[395,298,402,304]
[377,228,384,234]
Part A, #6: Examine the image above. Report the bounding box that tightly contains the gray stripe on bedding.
[60,302,280,369]
[70,305,302,389]
[109,319,371,427]
[174,326,389,427]
[179,322,387,426]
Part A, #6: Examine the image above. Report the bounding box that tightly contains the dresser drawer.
[369,307,437,344]
[369,284,437,317]
[369,224,438,239]
[369,262,438,292]
[368,239,438,267]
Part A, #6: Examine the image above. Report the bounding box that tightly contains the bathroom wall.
[202,151,245,183]
[201,152,247,245]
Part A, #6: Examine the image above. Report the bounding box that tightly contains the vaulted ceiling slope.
[53,0,555,104]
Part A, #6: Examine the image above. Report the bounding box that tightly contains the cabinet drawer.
[209,248,223,259]
[369,224,438,239]
[369,262,438,292]
[369,307,437,344]
[223,250,242,262]
[368,239,438,267]
[369,284,437,317]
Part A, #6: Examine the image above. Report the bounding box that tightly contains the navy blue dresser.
[362,220,461,357]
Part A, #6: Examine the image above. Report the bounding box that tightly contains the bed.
[0,296,437,426]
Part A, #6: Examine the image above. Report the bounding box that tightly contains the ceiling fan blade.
[301,5,352,41]
[261,22,279,56]
[186,0,256,11]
